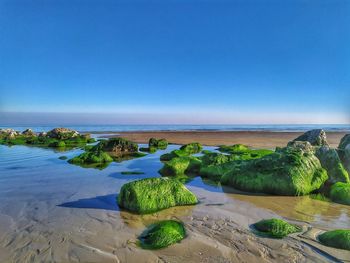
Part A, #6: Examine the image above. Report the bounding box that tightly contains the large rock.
[339,134,350,150]
[22,129,36,136]
[287,141,315,154]
[292,129,328,146]
[117,177,198,214]
[159,156,201,176]
[330,182,350,205]
[149,138,168,150]
[315,146,349,184]
[0,128,19,138]
[97,138,138,155]
[220,146,328,195]
[47,128,79,139]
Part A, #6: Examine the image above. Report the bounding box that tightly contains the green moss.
[149,138,168,150]
[217,144,249,153]
[58,156,68,160]
[253,218,301,238]
[159,156,201,176]
[160,149,190,161]
[96,137,139,153]
[338,134,350,150]
[318,230,350,250]
[309,193,331,202]
[117,177,198,214]
[139,220,186,249]
[179,142,202,154]
[316,147,349,184]
[49,141,66,147]
[139,146,157,153]
[69,150,113,165]
[330,182,350,205]
[221,147,328,195]
[121,171,145,175]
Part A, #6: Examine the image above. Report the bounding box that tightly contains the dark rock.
[292,129,328,146]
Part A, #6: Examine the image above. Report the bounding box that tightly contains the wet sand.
[103,131,346,148]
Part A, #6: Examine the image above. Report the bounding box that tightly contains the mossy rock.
[316,146,349,184]
[139,146,157,153]
[292,129,328,146]
[253,218,301,238]
[318,230,350,250]
[160,149,190,161]
[159,156,201,176]
[339,134,350,150]
[198,149,274,181]
[139,220,186,249]
[179,143,203,154]
[149,138,168,150]
[117,177,198,214]
[69,150,113,165]
[221,146,328,195]
[49,141,66,147]
[330,182,350,205]
[96,137,138,154]
[217,144,249,153]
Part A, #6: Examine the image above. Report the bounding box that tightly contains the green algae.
[159,156,201,176]
[318,230,350,250]
[221,147,328,196]
[149,138,168,150]
[139,220,186,249]
[121,171,145,175]
[117,177,198,214]
[252,218,301,238]
[330,182,350,205]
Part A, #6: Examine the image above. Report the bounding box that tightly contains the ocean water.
[0,124,350,133]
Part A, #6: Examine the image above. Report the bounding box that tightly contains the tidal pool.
[0,144,349,262]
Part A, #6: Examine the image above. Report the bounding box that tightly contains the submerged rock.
[292,129,328,146]
[221,146,328,195]
[159,156,201,176]
[315,146,349,184]
[253,218,301,238]
[139,220,186,249]
[318,229,350,250]
[117,177,198,214]
[330,182,350,205]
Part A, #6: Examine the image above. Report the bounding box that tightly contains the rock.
[117,177,198,214]
[22,129,36,136]
[253,218,301,238]
[220,146,328,195]
[149,138,168,150]
[139,220,186,249]
[330,182,350,205]
[315,146,349,184]
[318,230,350,250]
[217,144,249,153]
[287,141,315,154]
[160,142,203,162]
[0,128,19,138]
[292,129,328,146]
[159,156,201,176]
[47,128,79,139]
[179,142,203,154]
[339,134,350,150]
[38,132,47,137]
[97,138,138,155]
[68,150,113,166]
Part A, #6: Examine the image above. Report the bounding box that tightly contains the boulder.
[330,182,350,205]
[159,156,201,176]
[253,218,301,238]
[292,129,328,146]
[315,146,349,184]
[338,134,350,150]
[179,142,203,154]
[0,128,19,138]
[318,230,350,250]
[139,220,186,249]
[117,177,198,214]
[220,146,328,195]
[97,138,138,155]
[22,129,36,136]
[47,128,79,139]
[149,138,168,150]
[287,141,315,154]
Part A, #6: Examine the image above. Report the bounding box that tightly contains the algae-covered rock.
[199,148,274,181]
[287,141,315,154]
[292,129,328,146]
[330,182,350,205]
[221,147,328,195]
[217,144,249,153]
[117,177,198,214]
[159,156,201,176]
[47,127,79,139]
[68,150,113,166]
[253,218,301,238]
[316,146,349,184]
[160,149,190,161]
[179,143,203,154]
[97,137,138,155]
[22,129,35,136]
[318,229,350,250]
[339,134,350,150]
[139,220,186,249]
[149,138,168,150]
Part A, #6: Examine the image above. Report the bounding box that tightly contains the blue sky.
[0,0,349,124]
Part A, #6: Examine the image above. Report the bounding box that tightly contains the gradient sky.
[0,0,349,124]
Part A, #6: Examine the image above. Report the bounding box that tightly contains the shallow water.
[0,144,349,261]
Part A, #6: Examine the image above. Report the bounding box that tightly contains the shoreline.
[97,130,347,148]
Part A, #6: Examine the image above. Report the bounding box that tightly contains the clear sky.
[0,0,349,124]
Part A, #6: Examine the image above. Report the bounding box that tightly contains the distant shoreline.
[99,130,346,149]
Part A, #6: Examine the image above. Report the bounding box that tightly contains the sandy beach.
[103,131,346,149]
